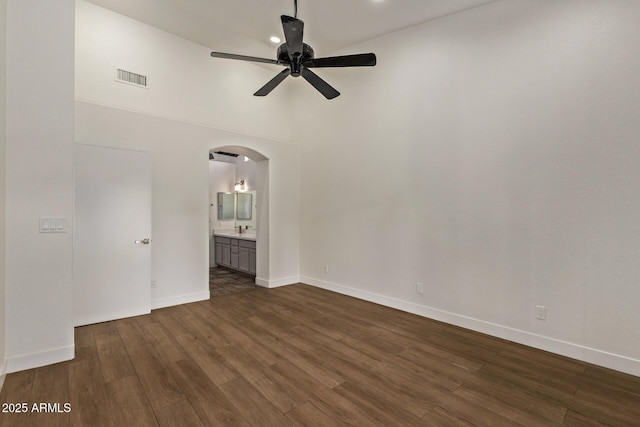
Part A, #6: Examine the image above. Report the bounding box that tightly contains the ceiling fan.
[210,0,376,100]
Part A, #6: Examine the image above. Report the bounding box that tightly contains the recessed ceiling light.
[270,36,281,44]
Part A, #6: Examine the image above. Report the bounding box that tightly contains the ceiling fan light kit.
[210,1,377,99]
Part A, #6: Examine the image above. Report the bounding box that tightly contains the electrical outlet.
[416,282,424,294]
[535,305,546,320]
[151,280,157,289]
[324,265,329,274]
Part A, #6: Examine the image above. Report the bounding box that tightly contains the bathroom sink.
[213,230,256,241]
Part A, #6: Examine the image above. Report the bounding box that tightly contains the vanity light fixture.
[234,180,246,192]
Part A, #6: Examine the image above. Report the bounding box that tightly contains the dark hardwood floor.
[2,284,640,426]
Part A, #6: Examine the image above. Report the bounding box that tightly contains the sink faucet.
[238,225,243,234]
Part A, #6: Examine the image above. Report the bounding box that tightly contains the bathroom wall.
[233,156,258,230]
[208,155,257,230]
[208,159,234,267]
[208,160,236,231]
[235,155,257,192]
[208,155,258,266]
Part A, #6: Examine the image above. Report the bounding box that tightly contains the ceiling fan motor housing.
[277,43,314,76]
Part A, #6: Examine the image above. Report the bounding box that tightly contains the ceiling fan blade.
[211,51,280,65]
[281,15,304,60]
[301,68,340,100]
[254,68,291,97]
[303,53,377,68]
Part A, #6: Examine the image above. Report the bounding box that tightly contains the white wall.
[75,0,291,143]
[232,157,258,230]
[208,157,257,231]
[235,156,257,193]
[76,101,300,302]
[296,0,640,376]
[0,0,7,387]
[209,160,236,231]
[5,0,75,372]
[75,1,300,305]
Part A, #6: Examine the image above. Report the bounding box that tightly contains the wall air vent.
[115,68,148,88]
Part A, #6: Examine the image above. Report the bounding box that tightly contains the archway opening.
[208,145,269,290]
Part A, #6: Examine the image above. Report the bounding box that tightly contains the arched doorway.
[208,145,269,286]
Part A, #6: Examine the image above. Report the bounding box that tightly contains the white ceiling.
[85,0,497,59]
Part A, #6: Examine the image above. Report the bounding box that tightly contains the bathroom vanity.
[213,232,256,275]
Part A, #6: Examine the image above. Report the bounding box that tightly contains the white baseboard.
[151,291,211,310]
[301,276,640,378]
[6,345,75,374]
[255,276,299,289]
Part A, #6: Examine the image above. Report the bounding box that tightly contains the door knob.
[135,238,151,245]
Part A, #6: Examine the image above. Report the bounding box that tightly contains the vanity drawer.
[239,240,256,249]
[215,237,230,245]
[231,239,239,246]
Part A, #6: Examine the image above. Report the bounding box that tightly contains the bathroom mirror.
[217,192,234,220]
[236,193,252,220]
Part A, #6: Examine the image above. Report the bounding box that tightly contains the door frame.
[208,145,270,285]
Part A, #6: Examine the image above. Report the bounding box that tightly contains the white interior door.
[74,144,152,326]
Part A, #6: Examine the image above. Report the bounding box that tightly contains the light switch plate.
[39,218,68,233]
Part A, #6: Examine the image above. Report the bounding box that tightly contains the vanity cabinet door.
[249,249,256,275]
[239,247,249,272]
[230,241,239,267]
[215,243,222,265]
[222,244,231,266]
[230,253,239,269]
[215,237,232,267]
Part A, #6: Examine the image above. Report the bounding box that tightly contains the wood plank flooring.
[2,284,640,426]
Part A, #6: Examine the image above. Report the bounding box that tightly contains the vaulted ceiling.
[86,0,497,58]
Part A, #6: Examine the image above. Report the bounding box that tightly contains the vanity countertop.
[213,230,256,241]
